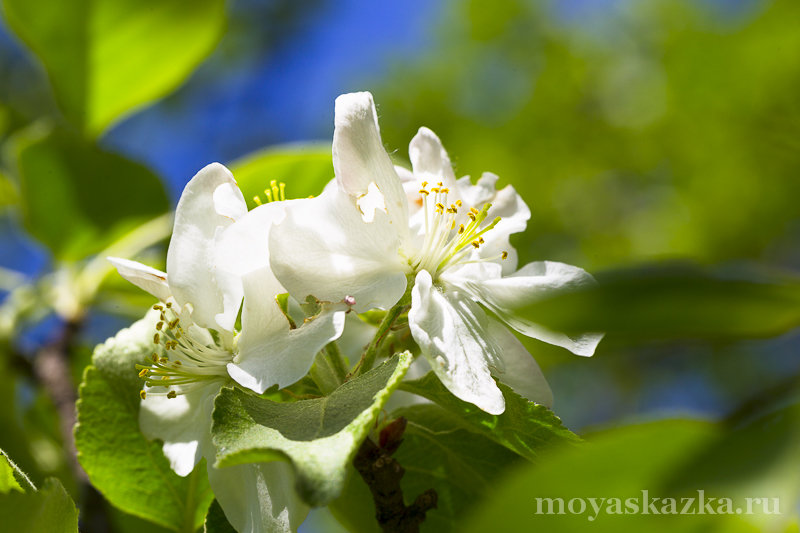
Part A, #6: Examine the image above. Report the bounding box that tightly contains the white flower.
[269,92,602,415]
[109,163,346,532]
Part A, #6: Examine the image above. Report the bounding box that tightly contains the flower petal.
[269,187,408,312]
[457,172,530,274]
[408,270,505,415]
[207,461,309,533]
[228,267,347,393]
[107,257,171,301]
[408,127,460,194]
[214,202,286,332]
[138,380,222,477]
[452,261,603,357]
[333,92,409,231]
[166,163,247,331]
[486,319,553,407]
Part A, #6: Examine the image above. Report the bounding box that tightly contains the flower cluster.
[110,92,601,532]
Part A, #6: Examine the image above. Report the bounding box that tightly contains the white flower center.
[409,181,507,277]
[136,301,231,399]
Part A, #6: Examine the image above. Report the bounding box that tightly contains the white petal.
[166,163,247,331]
[409,127,460,194]
[107,257,171,301]
[269,187,407,312]
[214,202,286,332]
[408,270,505,415]
[453,261,603,357]
[486,319,553,407]
[139,380,222,477]
[229,268,347,393]
[208,461,309,533]
[457,172,530,275]
[333,92,409,232]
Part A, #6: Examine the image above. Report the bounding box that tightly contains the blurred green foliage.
[3,0,226,136]
[375,0,800,270]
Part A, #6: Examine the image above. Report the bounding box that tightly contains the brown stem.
[33,318,86,481]
[353,418,438,533]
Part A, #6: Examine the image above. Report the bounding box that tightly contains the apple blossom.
[269,92,603,415]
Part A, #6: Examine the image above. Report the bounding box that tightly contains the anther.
[165,302,172,308]
[159,357,169,364]
[168,319,179,329]
[471,240,481,248]
[419,189,429,196]
[167,390,177,399]
[140,390,147,400]
[501,251,508,260]
[138,368,149,378]
[153,333,160,344]
[458,224,465,234]
[151,353,159,363]
[153,304,163,311]
[156,321,164,331]
[421,181,428,187]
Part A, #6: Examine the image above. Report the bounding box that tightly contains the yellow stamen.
[140,390,147,400]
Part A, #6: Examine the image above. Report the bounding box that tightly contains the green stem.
[310,341,348,394]
[324,341,348,382]
[181,465,200,533]
[356,303,406,377]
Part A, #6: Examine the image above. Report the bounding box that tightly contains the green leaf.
[14,126,168,260]
[665,402,800,530]
[75,310,213,531]
[0,477,79,533]
[463,419,721,533]
[395,404,523,533]
[0,450,29,494]
[514,264,800,342]
[2,0,226,136]
[328,404,525,533]
[228,144,333,209]
[399,372,580,461]
[203,500,237,533]
[211,351,413,506]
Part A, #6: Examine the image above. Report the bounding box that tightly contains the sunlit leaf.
[211,352,413,506]
[463,420,720,533]
[228,144,333,209]
[0,450,28,494]
[0,450,78,533]
[2,0,226,135]
[75,311,213,531]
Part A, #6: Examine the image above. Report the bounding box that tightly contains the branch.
[33,318,86,481]
[353,418,438,533]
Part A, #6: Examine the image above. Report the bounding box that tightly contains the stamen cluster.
[410,181,507,275]
[136,302,231,399]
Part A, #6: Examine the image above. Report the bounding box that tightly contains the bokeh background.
[1,0,798,531]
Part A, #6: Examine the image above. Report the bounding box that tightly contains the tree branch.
[353,418,438,533]
[33,318,86,481]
